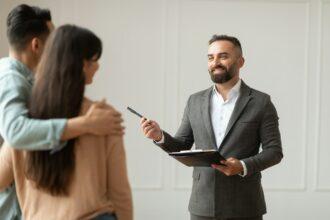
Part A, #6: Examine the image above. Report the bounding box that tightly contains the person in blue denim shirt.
[0,4,125,220]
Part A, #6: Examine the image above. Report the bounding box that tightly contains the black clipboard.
[168,149,225,167]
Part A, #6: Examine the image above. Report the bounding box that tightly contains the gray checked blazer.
[156,80,283,218]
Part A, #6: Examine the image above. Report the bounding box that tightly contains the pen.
[127,106,146,119]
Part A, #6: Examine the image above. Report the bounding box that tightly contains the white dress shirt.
[210,79,247,176]
[210,80,240,148]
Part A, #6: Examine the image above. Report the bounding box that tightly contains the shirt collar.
[0,57,34,83]
[212,79,241,101]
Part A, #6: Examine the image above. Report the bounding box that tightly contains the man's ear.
[239,56,245,68]
[30,37,42,54]
[30,37,44,55]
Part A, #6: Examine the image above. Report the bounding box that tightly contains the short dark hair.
[6,4,52,51]
[208,34,242,55]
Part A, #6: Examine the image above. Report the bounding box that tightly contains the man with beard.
[140,35,283,220]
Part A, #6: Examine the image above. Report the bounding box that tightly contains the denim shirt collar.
[0,57,34,85]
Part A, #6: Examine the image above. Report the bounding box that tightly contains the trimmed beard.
[209,65,235,84]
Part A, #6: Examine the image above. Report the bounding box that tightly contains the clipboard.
[168,149,225,167]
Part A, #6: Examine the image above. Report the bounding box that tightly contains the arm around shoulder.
[0,74,67,150]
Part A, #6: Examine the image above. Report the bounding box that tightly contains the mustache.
[211,65,227,72]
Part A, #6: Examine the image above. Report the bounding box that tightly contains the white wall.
[0,0,329,219]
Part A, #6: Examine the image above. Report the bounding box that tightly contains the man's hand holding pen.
[140,118,163,142]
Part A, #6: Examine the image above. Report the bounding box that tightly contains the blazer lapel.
[219,81,252,149]
[201,87,217,149]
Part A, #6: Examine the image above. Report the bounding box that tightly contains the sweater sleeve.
[106,136,133,220]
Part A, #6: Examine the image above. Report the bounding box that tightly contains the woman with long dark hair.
[0,25,133,220]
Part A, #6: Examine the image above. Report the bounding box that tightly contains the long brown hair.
[25,24,102,196]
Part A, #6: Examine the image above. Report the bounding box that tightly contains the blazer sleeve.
[242,97,283,175]
[155,96,194,152]
[106,136,133,220]
[0,144,14,192]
